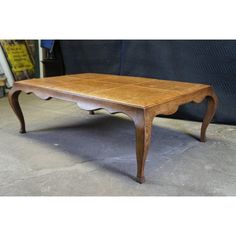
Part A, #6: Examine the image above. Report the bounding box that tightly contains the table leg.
[200,93,218,142]
[89,110,95,115]
[133,110,153,183]
[8,89,26,133]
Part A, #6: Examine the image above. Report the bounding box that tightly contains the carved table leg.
[8,89,26,133]
[200,93,218,142]
[133,110,153,184]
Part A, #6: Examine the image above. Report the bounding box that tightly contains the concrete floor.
[0,93,235,196]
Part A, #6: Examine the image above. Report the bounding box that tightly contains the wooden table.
[8,73,218,183]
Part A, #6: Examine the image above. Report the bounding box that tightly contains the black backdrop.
[59,40,236,125]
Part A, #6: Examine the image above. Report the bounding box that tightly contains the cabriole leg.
[133,110,153,183]
[8,89,26,133]
[200,93,218,142]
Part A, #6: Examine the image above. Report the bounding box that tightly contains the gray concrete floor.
[0,93,236,196]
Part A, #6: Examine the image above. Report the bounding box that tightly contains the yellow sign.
[4,44,34,73]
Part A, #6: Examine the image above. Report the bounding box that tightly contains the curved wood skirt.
[8,73,218,183]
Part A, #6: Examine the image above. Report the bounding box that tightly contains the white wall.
[0,46,14,87]
[0,60,4,74]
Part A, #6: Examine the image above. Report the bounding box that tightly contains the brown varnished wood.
[8,88,26,134]
[133,109,154,183]
[200,93,218,142]
[8,73,218,183]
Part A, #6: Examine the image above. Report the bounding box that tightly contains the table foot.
[136,176,145,184]
[20,128,26,134]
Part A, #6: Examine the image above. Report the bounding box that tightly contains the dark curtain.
[60,40,236,125]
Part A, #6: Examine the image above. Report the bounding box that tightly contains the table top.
[16,73,210,108]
